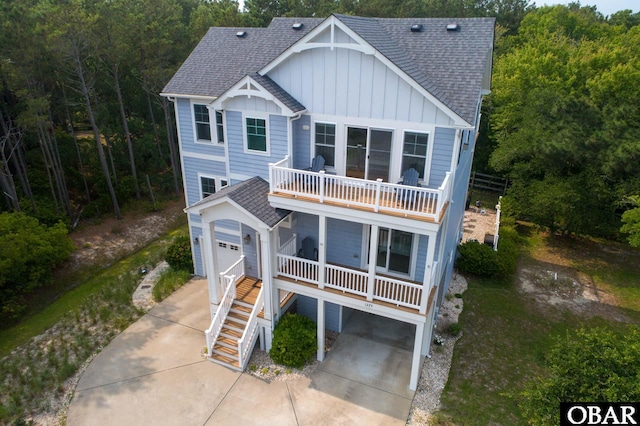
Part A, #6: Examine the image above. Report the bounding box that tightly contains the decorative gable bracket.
[210,75,304,117]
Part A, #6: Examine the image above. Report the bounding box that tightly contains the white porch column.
[410,321,425,391]
[366,225,379,302]
[317,298,325,361]
[420,234,437,315]
[422,310,434,356]
[202,221,221,307]
[318,215,326,289]
[260,229,274,323]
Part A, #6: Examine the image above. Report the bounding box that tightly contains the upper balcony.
[268,156,451,223]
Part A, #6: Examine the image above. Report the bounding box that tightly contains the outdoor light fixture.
[244,234,251,245]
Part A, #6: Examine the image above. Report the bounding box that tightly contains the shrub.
[447,322,462,337]
[269,313,317,368]
[0,212,74,322]
[519,326,640,425]
[165,235,193,272]
[456,224,519,278]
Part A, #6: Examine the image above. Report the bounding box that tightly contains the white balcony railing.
[276,248,424,311]
[325,264,368,297]
[269,157,451,222]
[374,275,422,309]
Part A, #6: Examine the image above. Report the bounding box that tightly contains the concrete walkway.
[67,278,413,425]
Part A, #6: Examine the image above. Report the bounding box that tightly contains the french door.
[346,127,392,181]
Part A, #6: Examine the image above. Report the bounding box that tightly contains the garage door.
[217,241,241,272]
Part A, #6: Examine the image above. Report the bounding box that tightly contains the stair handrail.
[237,286,264,369]
[205,274,237,357]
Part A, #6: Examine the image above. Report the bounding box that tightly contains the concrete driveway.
[67,279,414,425]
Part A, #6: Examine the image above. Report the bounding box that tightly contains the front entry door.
[346,127,392,181]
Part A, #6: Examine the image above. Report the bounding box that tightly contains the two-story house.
[161,14,495,391]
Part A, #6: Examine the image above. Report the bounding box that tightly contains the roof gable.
[162,15,495,125]
[186,177,291,228]
[211,74,305,116]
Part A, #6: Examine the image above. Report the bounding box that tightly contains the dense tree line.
[0,0,535,226]
[487,5,640,241]
[1,1,639,321]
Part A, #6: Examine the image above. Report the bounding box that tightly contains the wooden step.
[227,311,249,323]
[232,303,252,314]
[213,344,239,359]
[220,326,242,339]
[223,318,246,331]
[211,353,240,368]
[217,336,238,349]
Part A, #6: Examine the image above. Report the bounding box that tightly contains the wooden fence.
[469,171,509,195]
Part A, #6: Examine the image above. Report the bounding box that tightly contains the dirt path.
[67,198,186,270]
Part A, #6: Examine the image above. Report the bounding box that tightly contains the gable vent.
[446,23,460,31]
[292,22,304,30]
[236,31,247,38]
[410,24,423,32]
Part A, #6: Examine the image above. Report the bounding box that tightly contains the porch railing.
[276,253,424,311]
[269,157,451,222]
[205,273,236,357]
[237,286,264,370]
[219,255,245,286]
[325,264,368,297]
[276,254,319,284]
[374,275,422,309]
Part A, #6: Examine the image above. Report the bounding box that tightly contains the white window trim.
[312,120,337,172]
[242,113,270,156]
[198,173,229,200]
[213,109,226,145]
[401,129,433,187]
[361,225,418,281]
[191,100,213,144]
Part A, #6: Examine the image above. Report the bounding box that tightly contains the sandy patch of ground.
[68,199,186,270]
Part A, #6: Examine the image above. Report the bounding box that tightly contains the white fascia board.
[160,93,218,101]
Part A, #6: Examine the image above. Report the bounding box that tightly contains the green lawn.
[438,225,640,425]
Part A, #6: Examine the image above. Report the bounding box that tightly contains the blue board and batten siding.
[227,111,289,181]
[267,30,456,126]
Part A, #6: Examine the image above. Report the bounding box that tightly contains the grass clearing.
[438,224,640,425]
[152,268,192,302]
[0,225,188,423]
[0,225,186,358]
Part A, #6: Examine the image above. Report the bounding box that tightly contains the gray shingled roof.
[188,177,291,228]
[162,18,323,98]
[334,15,495,124]
[162,15,495,125]
[251,73,306,113]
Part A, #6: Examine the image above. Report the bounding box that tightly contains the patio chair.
[396,168,421,205]
[306,155,326,172]
[297,236,318,261]
[302,155,325,190]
